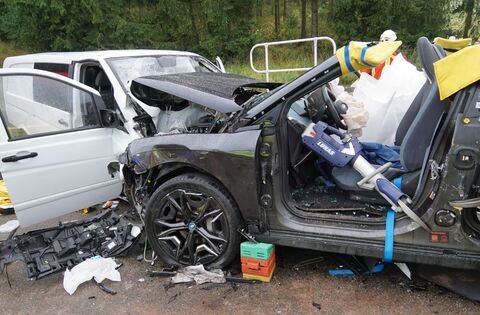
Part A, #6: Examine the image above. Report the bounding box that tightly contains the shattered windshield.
[107,55,217,90]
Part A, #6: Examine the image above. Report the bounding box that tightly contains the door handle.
[2,151,38,163]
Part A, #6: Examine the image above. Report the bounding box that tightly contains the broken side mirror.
[215,56,226,73]
[100,109,120,128]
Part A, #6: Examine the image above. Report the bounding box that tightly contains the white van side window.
[33,63,71,111]
[0,75,100,140]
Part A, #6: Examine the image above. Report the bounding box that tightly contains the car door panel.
[0,128,123,226]
[0,69,126,226]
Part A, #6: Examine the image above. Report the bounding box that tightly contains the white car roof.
[4,49,200,65]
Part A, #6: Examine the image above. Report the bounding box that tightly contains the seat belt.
[384,208,395,263]
[384,206,413,279]
[328,207,395,276]
[383,177,402,263]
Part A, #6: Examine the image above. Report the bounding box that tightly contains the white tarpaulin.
[63,256,121,295]
[353,54,426,145]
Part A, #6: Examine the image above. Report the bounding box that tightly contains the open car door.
[0,69,129,226]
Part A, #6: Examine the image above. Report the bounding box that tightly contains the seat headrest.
[95,71,110,88]
[417,37,446,82]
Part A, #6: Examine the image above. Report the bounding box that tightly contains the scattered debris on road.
[312,301,322,310]
[171,264,225,285]
[0,209,141,279]
[92,279,118,295]
[63,256,121,295]
[0,220,19,241]
[148,270,177,277]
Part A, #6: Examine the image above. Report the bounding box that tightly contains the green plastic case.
[240,241,274,260]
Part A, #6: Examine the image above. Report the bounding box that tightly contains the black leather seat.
[331,37,449,197]
[95,71,115,109]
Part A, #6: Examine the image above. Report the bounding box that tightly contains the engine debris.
[0,209,141,280]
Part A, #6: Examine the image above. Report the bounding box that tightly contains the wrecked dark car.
[2,38,480,280]
[118,38,480,273]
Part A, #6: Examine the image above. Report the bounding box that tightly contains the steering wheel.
[305,88,326,123]
[321,86,348,130]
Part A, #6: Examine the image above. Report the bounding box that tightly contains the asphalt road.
[1,209,479,315]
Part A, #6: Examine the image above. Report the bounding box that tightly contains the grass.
[228,61,358,86]
[0,42,26,66]
[226,43,420,87]
[227,62,304,83]
[226,41,338,83]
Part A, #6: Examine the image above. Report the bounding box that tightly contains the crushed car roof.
[131,72,280,113]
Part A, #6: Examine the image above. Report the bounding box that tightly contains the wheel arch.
[150,162,245,224]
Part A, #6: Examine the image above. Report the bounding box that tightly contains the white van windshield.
[107,55,217,90]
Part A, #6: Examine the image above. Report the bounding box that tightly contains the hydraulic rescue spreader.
[302,121,431,231]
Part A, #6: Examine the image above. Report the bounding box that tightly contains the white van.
[3,50,223,140]
[0,50,223,225]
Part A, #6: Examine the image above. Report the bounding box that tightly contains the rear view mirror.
[100,109,120,128]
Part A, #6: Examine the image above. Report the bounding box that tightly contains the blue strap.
[328,269,354,276]
[360,46,375,68]
[392,176,402,190]
[384,208,395,263]
[343,44,355,72]
[329,262,384,276]
[371,263,384,273]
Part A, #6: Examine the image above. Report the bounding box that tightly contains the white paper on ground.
[171,264,225,285]
[63,256,121,295]
[0,220,19,234]
[354,54,426,145]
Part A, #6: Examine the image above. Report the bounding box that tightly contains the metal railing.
[249,36,337,82]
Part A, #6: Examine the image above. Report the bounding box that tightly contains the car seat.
[331,37,449,197]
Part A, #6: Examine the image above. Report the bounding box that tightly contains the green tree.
[0,0,460,63]
[330,0,451,47]
[462,0,475,37]
[0,0,256,60]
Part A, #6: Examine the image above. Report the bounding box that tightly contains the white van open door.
[0,69,129,226]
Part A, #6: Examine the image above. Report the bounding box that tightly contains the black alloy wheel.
[145,173,241,267]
